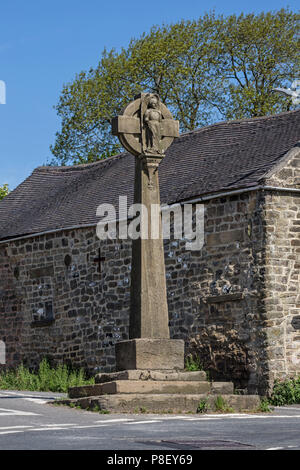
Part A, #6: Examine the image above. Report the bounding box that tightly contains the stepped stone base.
[69,379,234,399]
[60,338,260,414]
[63,369,260,413]
[59,393,261,414]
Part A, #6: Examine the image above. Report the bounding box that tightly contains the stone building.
[0,109,299,395]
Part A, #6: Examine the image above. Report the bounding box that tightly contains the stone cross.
[112,93,179,340]
[93,247,105,275]
[112,93,179,157]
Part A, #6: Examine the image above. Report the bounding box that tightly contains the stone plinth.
[115,338,184,371]
[64,368,260,413]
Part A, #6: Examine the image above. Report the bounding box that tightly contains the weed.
[214,395,234,413]
[258,398,272,413]
[197,399,210,413]
[185,356,203,371]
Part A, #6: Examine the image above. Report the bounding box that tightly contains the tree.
[216,10,300,119]
[50,9,300,165]
[0,184,9,201]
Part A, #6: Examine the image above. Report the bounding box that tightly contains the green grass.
[0,359,94,393]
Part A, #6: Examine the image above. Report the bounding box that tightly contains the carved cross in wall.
[93,247,105,275]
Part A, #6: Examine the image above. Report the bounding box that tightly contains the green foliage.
[214,395,234,413]
[0,358,94,393]
[0,184,9,201]
[197,399,210,413]
[51,8,300,165]
[185,355,203,371]
[259,398,272,412]
[216,9,300,119]
[269,376,300,406]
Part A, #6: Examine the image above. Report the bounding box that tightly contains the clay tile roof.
[0,109,299,241]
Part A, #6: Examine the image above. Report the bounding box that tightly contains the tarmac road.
[0,389,300,451]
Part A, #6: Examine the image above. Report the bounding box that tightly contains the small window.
[45,301,54,321]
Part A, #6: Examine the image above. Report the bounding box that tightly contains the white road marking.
[185,414,300,420]
[70,424,109,429]
[0,407,40,416]
[126,420,161,425]
[28,427,67,432]
[0,391,52,404]
[43,423,77,427]
[185,417,221,421]
[0,430,25,435]
[266,447,284,450]
[19,398,48,404]
[275,407,300,411]
[94,418,134,423]
[0,426,32,430]
[154,416,195,419]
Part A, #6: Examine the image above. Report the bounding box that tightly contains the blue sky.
[0,0,298,190]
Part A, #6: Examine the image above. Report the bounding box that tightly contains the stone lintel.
[205,293,244,303]
[206,229,244,247]
[30,265,54,279]
[115,338,184,371]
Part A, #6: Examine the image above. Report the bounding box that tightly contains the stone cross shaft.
[112,93,179,339]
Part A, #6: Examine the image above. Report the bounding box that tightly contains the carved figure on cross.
[112,93,179,157]
[143,93,162,154]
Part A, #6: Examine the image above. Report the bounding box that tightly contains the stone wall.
[0,189,273,393]
[166,191,268,394]
[0,245,23,367]
[0,232,132,374]
[262,147,300,388]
